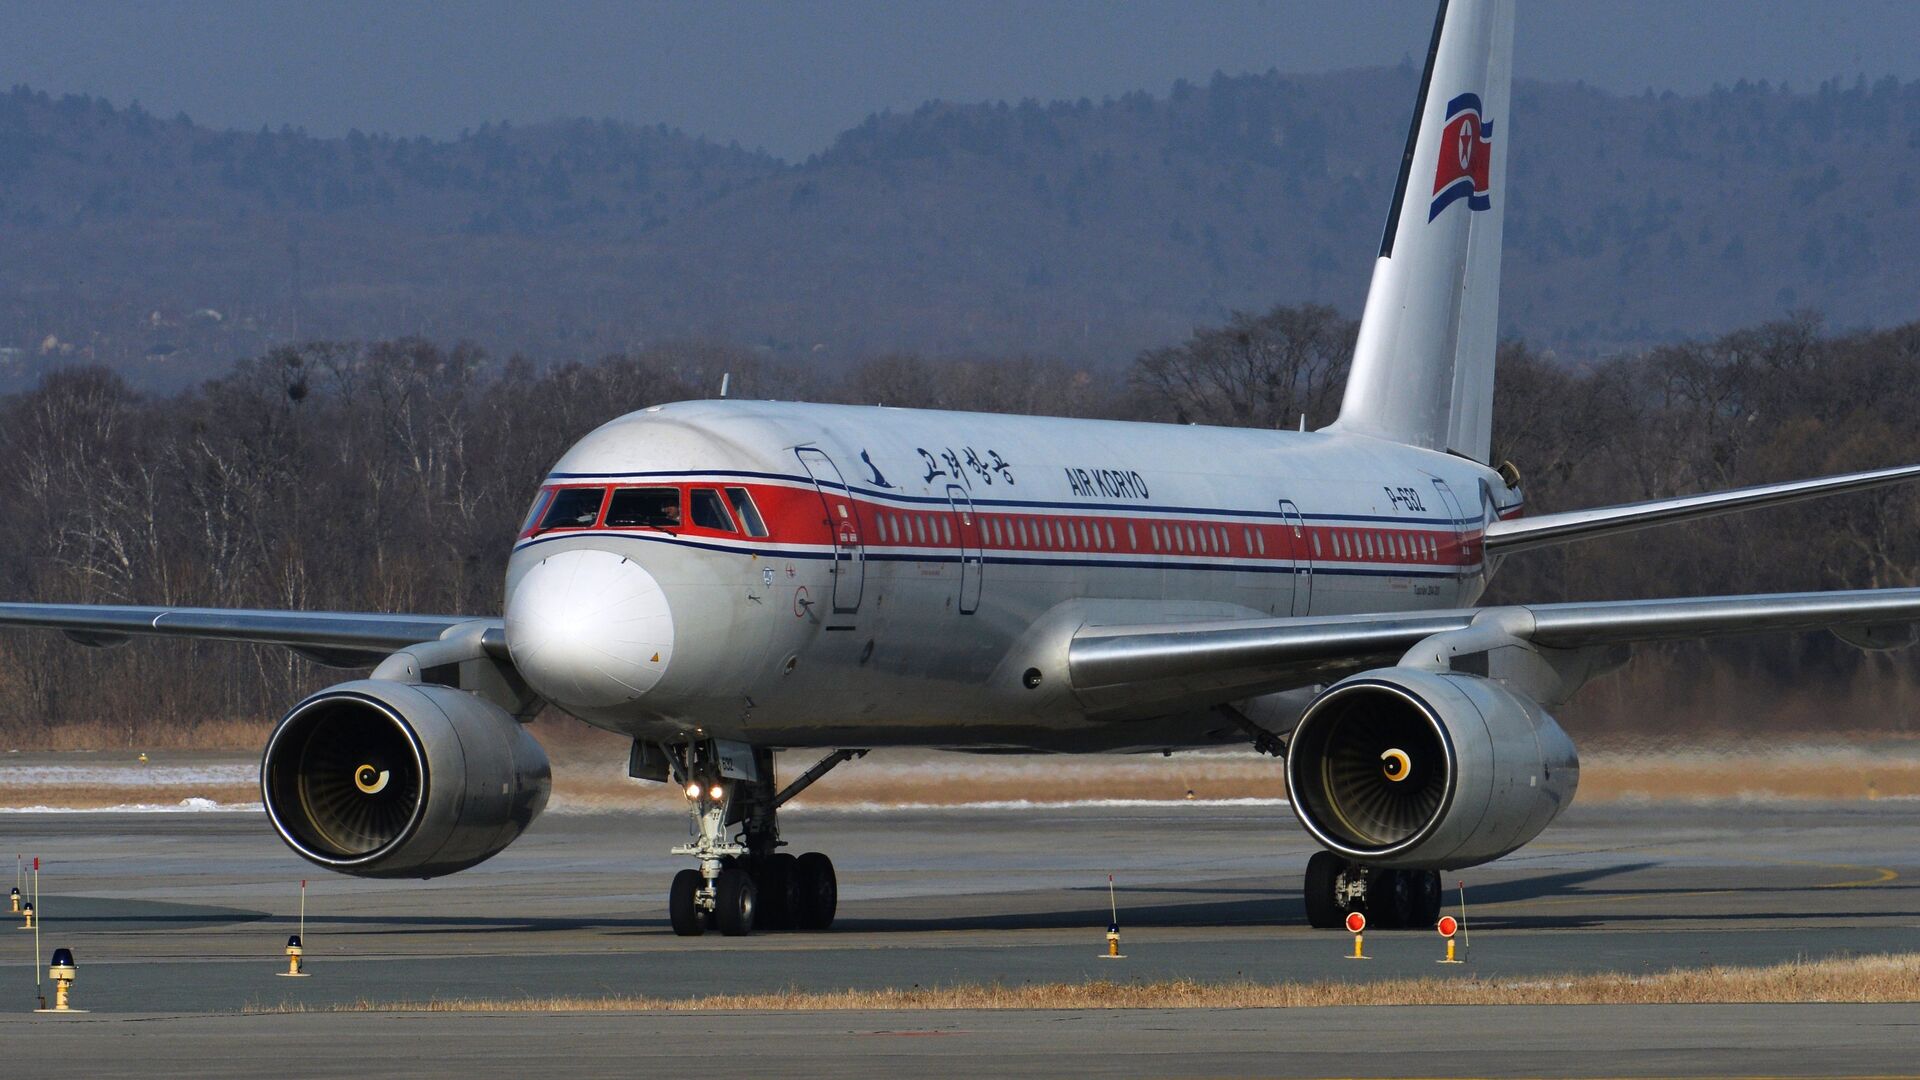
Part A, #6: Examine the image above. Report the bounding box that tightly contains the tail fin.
[1329,0,1513,463]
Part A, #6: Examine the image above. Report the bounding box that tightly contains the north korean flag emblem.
[1428,93,1493,221]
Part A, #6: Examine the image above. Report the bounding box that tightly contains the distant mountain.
[4,70,1920,388]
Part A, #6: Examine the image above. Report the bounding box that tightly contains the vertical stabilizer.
[1328,0,1513,463]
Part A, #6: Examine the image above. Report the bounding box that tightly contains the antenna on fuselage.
[719,372,732,399]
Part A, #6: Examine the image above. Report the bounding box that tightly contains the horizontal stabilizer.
[1484,462,1920,555]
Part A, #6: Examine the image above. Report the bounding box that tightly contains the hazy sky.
[4,2,1916,160]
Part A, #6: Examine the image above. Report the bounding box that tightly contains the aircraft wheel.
[1412,869,1444,928]
[715,866,757,937]
[756,853,798,931]
[793,852,837,930]
[1303,850,1344,928]
[669,868,706,937]
[1372,868,1414,929]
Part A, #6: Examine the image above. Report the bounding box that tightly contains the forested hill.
[5,68,1920,388]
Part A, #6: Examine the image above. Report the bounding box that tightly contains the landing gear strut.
[1302,850,1442,930]
[665,741,865,937]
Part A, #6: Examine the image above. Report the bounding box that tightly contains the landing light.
[685,782,702,800]
[709,784,725,801]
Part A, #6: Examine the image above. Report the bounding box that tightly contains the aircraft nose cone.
[505,548,674,709]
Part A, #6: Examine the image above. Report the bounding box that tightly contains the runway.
[3,800,1917,1076]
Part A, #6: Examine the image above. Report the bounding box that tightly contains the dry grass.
[9,717,275,753]
[250,952,1920,1014]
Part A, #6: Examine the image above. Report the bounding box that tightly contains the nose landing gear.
[664,741,863,937]
[1303,850,1443,930]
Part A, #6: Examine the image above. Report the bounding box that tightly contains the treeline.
[2,308,1918,746]
[14,71,1920,386]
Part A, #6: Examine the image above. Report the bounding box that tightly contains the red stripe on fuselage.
[519,478,1484,570]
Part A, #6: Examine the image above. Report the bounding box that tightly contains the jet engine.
[1284,667,1577,870]
[261,679,551,878]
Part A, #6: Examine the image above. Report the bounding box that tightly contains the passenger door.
[795,448,865,613]
[946,484,982,614]
[1430,478,1472,576]
[1278,499,1311,616]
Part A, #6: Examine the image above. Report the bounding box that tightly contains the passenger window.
[1105,523,1117,548]
[724,488,769,537]
[1311,533,1321,557]
[1127,524,1138,550]
[941,517,954,544]
[541,487,609,530]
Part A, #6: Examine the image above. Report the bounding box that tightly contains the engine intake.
[1286,667,1577,869]
[261,679,551,878]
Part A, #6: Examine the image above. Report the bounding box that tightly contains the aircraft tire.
[1412,869,1444,928]
[757,853,798,931]
[1303,850,1343,929]
[715,866,757,936]
[794,852,837,930]
[670,868,706,937]
[1373,868,1414,929]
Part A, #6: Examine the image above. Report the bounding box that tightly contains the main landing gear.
[1302,850,1443,930]
[665,741,866,937]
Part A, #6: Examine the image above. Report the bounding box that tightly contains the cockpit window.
[538,487,606,530]
[725,487,769,537]
[520,489,555,534]
[689,488,736,532]
[604,487,681,528]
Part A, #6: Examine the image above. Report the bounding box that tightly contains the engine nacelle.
[1285,667,1577,870]
[261,679,551,878]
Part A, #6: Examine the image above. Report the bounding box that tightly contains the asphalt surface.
[2,801,1918,1076]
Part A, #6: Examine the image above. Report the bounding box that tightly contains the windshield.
[538,488,605,530]
[605,487,682,528]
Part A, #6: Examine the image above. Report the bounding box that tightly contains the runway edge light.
[1345,911,1368,960]
[1099,874,1126,959]
[281,935,308,977]
[35,948,85,1013]
[278,880,311,977]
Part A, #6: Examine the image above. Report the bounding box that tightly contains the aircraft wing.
[0,602,499,667]
[1484,463,1920,554]
[1068,588,1920,711]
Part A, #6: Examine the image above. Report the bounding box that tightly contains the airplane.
[8,0,1920,938]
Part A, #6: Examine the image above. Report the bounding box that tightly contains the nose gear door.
[795,448,865,613]
[946,484,982,614]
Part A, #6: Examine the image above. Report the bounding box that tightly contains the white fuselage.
[501,400,1520,752]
